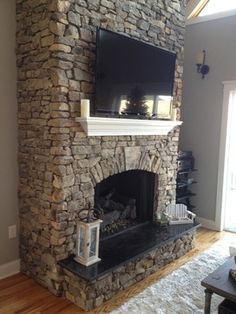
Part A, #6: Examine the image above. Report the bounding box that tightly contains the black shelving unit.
[176,151,197,212]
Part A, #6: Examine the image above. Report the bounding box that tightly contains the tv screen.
[94,28,176,119]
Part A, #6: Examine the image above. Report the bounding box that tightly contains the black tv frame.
[93,27,176,119]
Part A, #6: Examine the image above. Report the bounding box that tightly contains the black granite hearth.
[59,222,200,282]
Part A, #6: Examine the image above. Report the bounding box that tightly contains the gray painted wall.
[0,0,18,265]
[180,15,236,222]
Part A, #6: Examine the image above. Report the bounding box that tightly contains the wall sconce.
[196,50,210,79]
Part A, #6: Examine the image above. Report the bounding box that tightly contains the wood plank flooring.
[0,228,235,314]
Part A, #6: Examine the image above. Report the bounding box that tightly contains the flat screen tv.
[94,28,176,119]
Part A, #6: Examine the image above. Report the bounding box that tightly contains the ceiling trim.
[187,8,236,25]
[187,0,209,19]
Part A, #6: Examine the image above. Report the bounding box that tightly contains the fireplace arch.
[89,148,162,187]
[85,146,176,220]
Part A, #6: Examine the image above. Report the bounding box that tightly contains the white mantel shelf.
[75,117,182,136]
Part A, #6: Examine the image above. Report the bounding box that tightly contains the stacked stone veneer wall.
[64,232,195,311]
[16,0,187,299]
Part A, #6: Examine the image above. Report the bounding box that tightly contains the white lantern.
[74,219,102,266]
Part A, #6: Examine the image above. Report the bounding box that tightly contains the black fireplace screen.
[95,170,156,237]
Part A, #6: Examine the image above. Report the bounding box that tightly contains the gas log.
[95,189,137,237]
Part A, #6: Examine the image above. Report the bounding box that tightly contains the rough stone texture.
[63,232,195,311]
[16,0,188,305]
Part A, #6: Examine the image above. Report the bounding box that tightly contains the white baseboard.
[0,259,20,280]
[196,216,220,231]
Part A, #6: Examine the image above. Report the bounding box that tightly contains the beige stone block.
[65,225,75,235]
[90,167,100,184]
[49,43,71,53]
[88,157,101,168]
[72,146,92,155]
[68,11,81,26]
[73,154,87,161]
[48,118,74,127]
[74,131,87,140]
[80,173,91,183]
[68,91,80,101]
[41,35,55,47]
[51,229,66,239]
[51,203,68,213]
[81,182,93,195]
[49,21,65,36]
[50,111,70,118]
[74,68,92,82]
[124,146,141,170]
[101,142,116,149]
[29,118,47,126]
[54,0,70,13]
[50,102,69,111]
[51,221,67,231]
[38,215,49,225]
[42,58,58,69]
[53,174,75,188]
[66,165,74,175]
[18,43,33,54]
[50,235,66,246]
[37,17,49,31]
[38,236,50,248]
[77,159,89,168]
[101,149,114,159]
[143,154,152,171]
[71,186,83,199]
[88,138,101,145]
[95,163,104,181]
[54,165,66,176]
[24,78,53,91]
[50,128,70,134]
[47,271,65,282]
[41,253,56,267]
[80,28,92,42]
[124,22,137,30]
[50,147,71,156]
[59,60,73,70]
[69,79,80,91]
[50,68,68,87]
[65,25,79,39]
[100,160,110,179]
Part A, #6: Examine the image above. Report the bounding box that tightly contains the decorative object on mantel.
[75,116,182,136]
[165,203,196,225]
[80,99,90,118]
[74,206,102,267]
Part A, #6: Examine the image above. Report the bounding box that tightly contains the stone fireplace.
[16,0,194,310]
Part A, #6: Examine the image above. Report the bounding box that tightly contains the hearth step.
[59,222,200,282]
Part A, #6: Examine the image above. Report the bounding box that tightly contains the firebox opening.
[95,170,156,238]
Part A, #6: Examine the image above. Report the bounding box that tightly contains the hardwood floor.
[0,228,235,314]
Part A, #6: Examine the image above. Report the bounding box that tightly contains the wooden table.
[201,257,236,313]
